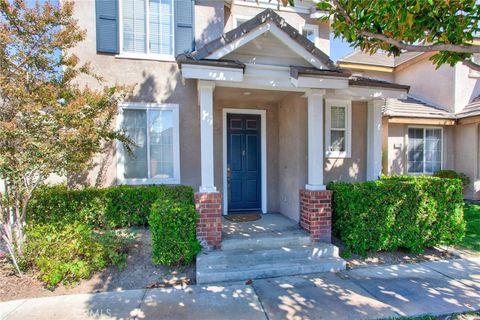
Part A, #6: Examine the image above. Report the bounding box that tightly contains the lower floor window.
[118,103,180,184]
[407,127,442,174]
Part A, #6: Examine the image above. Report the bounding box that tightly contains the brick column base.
[195,192,222,250]
[299,189,333,243]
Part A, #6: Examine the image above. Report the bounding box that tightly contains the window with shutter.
[118,0,182,60]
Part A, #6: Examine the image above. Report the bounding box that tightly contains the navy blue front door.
[227,114,262,212]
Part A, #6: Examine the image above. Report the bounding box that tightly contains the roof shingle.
[384,96,455,119]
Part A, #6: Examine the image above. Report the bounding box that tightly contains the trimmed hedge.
[149,198,201,265]
[329,176,466,255]
[28,184,194,228]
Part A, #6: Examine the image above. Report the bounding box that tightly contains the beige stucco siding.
[383,123,454,176]
[394,59,455,112]
[278,93,308,220]
[70,0,213,188]
[324,101,368,183]
[454,123,480,200]
[454,64,480,113]
[195,0,225,48]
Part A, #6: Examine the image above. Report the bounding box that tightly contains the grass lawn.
[460,204,480,252]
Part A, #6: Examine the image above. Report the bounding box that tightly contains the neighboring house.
[72,0,414,249]
[338,51,480,200]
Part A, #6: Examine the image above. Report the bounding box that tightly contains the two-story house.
[73,0,415,256]
[338,50,480,200]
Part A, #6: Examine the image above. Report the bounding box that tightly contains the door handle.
[227,167,231,183]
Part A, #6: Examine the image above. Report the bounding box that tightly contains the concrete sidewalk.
[1,257,479,320]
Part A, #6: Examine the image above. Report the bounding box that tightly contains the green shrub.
[21,222,133,288]
[329,176,466,255]
[434,169,471,190]
[28,184,194,228]
[148,198,201,265]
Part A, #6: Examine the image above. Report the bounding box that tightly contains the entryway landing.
[222,213,304,239]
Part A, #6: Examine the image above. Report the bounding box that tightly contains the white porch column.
[305,89,327,191]
[198,80,217,192]
[366,99,384,181]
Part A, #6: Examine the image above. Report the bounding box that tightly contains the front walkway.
[1,257,479,320]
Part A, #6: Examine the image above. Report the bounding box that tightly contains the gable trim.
[188,9,337,70]
[206,22,327,69]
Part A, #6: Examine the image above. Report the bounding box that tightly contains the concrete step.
[221,230,311,251]
[196,256,346,284]
[197,243,339,269]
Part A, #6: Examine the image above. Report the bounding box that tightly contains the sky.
[330,34,355,62]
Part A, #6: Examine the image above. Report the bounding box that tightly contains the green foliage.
[433,170,471,190]
[460,204,480,252]
[28,184,194,228]
[318,0,480,69]
[21,222,133,288]
[329,176,466,255]
[148,198,201,265]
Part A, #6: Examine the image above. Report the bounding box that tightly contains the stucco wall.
[454,123,480,200]
[394,59,455,112]
[195,0,225,47]
[70,0,207,188]
[454,64,480,113]
[384,123,455,176]
[324,101,368,183]
[278,93,308,221]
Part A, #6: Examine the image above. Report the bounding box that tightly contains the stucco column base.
[299,189,333,243]
[195,192,222,250]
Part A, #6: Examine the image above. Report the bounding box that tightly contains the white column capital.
[304,89,326,98]
[198,80,216,91]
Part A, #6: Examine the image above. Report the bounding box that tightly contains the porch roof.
[180,8,337,70]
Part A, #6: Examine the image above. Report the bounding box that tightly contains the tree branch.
[330,0,480,54]
[462,59,480,72]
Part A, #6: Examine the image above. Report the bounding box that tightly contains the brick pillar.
[195,192,222,250]
[299,189,332,243]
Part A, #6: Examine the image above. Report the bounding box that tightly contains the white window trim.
[406,126,444,175]
[117,0,175,61]
[232,14,253,29]
[117,102,181,185]
[325,99,352,159]
[300,23,319,48]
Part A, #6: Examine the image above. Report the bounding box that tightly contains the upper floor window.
[301,24,318,46]
[325,99,352,158]
[407,127,443,174]
[121,0,174,58]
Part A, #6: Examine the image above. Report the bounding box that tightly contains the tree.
[317,0,480,71]
[0,0,132,273]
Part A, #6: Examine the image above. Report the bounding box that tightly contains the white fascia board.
[335,87,408,99]
[182,64,243,82]
[291,76,349,89]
